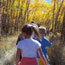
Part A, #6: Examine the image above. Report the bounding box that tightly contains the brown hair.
[21,24,41,40]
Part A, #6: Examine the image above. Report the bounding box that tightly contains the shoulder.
[19,39,26,43]
[17,39,26,48]
[42,37,49,41]
[17,39,25,45]
[35,37,39,40]
[32,39,39,43]
[17,41,22,46]
[32,39,41,46]
[43,37,52,45]
[35,38,41,43]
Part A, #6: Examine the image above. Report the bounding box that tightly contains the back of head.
[21,24,41,40]
[21,24,33,36]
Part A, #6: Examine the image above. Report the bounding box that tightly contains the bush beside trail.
[48,33,65,65]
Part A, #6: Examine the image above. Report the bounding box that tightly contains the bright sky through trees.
[30,0,34,3]
[45,0,51,4]
[30,0,51,4]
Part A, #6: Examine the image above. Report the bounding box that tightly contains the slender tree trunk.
[27,10,29,23]
[52,0,55,33]
[61,11,65,44]
[10,0,15,34]
[15,0,20,32]
[10,9,13,35]
[58,7,65,32]
[6,0,9,36]
[2,0,7,36]
[26,0,30,23]
[15,10,18,31]
[24,0,30,23]
[54,0,64,32]
[0,0,2,40]
[57,0,59,9]
[18,0,26,27]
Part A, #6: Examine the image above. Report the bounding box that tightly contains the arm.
[44,38,52,47]
[16,36,21,45]
[38,48,47,65]
[16,48,22,65]
[16,34,24,45]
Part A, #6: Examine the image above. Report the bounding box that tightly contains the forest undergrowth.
[0,32,65,65]
[0,33,19,65]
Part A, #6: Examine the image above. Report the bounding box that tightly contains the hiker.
[16,20,39,44]
[31,20,39,38]
[16,21,39,60]
[35,26,52,65]
[16,24,47,65]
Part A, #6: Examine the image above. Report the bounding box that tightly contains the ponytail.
[32,26,41,41]
[21,24,41,40]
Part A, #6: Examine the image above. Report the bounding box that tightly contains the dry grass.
[0,34,19,58]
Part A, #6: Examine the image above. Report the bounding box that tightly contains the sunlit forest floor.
[0,33,19,65]
[0,32,65,65]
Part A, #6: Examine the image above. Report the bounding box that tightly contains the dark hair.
[31,21,34,23]
[21,24,41,40]
[21,24,33,35]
